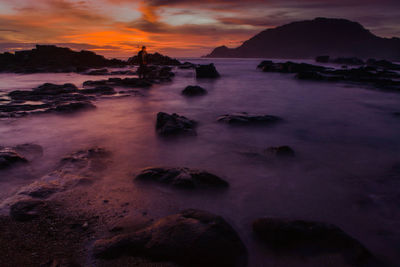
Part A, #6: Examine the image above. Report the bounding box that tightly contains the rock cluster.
[135,167,229,189]
[258,60,400,91]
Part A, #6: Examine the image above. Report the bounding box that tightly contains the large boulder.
[156,112,197,136]
[93,209,247,267]
[182,85,207,96]
[217,112,282,125]
[0,147,28,169]
[195,64,220,78]
[135,167,229,189]
[253,218,372,264]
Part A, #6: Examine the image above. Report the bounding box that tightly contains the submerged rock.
[79,86,116,95]
[49,101,96,113]
[264,146,295,158]
[83,77,152,88]
[17,147,110,199]
[156,112,197,136]
[217,112,282,125]
[135,167,228,189]
[253,218,372,264]
[196,64,220,78]
[93,209,247,267]
[182,85,207,96]
[0,147,28,169]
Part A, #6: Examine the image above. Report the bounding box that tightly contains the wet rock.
[264,146,295,158]
[128,52,181,66]
[332,57,365,65]
[217,112,282,125]
[9,83,79,101]
[83,77,152,88]
[49,101,96,113]
[13,143,43,161]
[179,62,196,69]
[253,218,372,264]
[9,199,48,221]
[93,209,247,267]
[156,112,197,136]
[135,167,229,189]
[182,85,207,96]
[79,86,116,95]
[259,60,400,91]
[196,64,220,78]
[0,147,28,169]
[258,61,327,73]
[146,66,175,80]
[86,68,109,75]
[16,147,110,200]
[367,59,400,71]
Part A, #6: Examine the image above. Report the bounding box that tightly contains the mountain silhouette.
[206,18,400,60]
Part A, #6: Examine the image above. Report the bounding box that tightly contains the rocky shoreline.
[0,58,396,266]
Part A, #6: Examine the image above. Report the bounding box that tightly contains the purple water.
[1,58,400,266]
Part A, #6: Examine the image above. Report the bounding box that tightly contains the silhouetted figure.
[138,46,148,79]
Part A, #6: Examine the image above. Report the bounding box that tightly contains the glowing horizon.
[0,0,399,58]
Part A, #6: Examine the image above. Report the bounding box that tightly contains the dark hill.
[0,45,125,73]
[206,18,400,60]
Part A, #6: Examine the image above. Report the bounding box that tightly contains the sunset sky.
[0,0,399,58]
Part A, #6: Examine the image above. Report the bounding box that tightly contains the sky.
[0,0,399,58]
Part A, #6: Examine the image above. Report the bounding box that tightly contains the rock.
[253,218,372,264]
[16,147,110,199]
[156,112,197,136]
[264,146,295,158]
[182,85,207,96]
[49,102,96,113]
[195,64,220,78]
[127,52,181,66]
[93,209,247,267]
[217,112,282,125]
[83,77,152,88]
[86,68,109,75]
[135,167,229,189]
[0,147,28,169]
[259,60,400,91]
[367,59,400,71]
[332,57,365,65]
[9,199,48,221]
[178,62,196,69]
[79,86,116,95]
[259,61,327,73]
[315,56,330,63]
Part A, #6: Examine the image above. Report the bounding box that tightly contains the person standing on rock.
[138,46,148,79]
